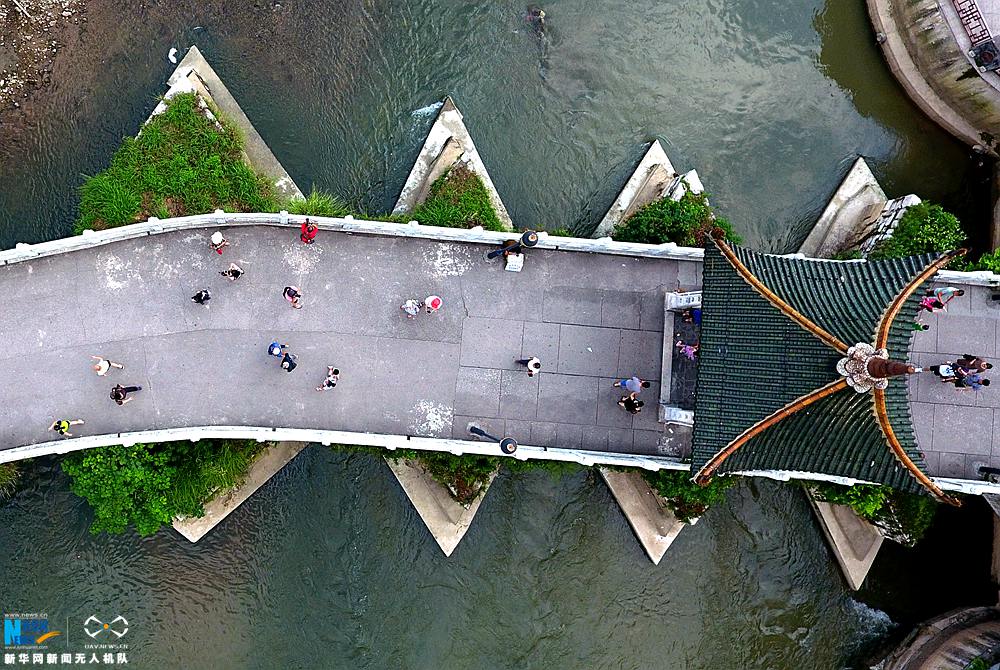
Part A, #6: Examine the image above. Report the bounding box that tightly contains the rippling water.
[2,452,902,669]
[0,0,992,667]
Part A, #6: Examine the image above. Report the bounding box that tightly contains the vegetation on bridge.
[409,164,506,232]
[611,190,741,246]
[62,440,265,536]
[0,463,18,501]
[641,470,736,523]
[74,92,281,234]
[809,481,938,546]
[868,201,965,261]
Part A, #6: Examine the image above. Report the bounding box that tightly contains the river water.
[0,0,994,667]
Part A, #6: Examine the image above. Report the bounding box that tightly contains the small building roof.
[691,238,961,501]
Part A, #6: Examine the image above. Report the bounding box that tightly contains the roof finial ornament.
[837,342,916,393]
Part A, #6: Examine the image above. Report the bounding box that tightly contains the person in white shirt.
[90,355,124,376]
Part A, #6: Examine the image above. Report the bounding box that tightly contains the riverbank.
[0,0,84,112]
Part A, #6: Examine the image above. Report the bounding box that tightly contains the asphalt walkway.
[0,226,699,457]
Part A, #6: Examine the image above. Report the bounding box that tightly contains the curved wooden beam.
[694,378,849,484]
[873,387,961,506]
[713,237,849,354]
[874,249,967,349]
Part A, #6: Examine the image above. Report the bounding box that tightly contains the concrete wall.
[870,0,1000,150]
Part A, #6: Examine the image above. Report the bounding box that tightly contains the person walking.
[219,263,244,281]
[209,231,230,254]
[929,362,963,383]
[191,289,211,305]
[50,418,84,437]
[280,352,298,372]
[267,341,288,358]
[614,376,651,398]
[956,354,993,373]
[515,356,542,377]
[110,384,142,406]
[283,286,303,309]
[925,286,964,307]
[316,366,340,391]
[618,395,644,414]
[955,373,990,390]
[400,298,421,319]
[300,219,318,245]
[90,355,124,376]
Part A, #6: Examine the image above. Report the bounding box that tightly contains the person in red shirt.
[300,219,318,245]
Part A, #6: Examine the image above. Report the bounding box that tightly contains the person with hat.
[424,295,442,314]
[209,231,230,255]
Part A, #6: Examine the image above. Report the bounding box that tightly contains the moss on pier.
[74,92,280,234]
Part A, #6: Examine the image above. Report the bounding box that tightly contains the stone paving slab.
[0,226,697,458]
[910,282,1000,480]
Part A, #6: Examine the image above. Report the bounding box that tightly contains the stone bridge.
[0,214,701,469]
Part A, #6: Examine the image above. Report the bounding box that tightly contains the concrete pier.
[807,495,884,591]
[172,441,308,542]
[386,458,497,556]
[592,140,703,239]
[599,468,688,564]
[797,158,887,257]
[168,46,304,200]
[393,96,513,230]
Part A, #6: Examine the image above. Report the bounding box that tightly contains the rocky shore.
[0,0,83,111]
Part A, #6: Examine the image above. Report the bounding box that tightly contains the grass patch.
[75,92,280,234]
[287,187,351,217]
[410,164,505,231]
[62,440,267,536]
[0,463,19,500]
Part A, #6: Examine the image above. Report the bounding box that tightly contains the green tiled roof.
[691,244,939,493]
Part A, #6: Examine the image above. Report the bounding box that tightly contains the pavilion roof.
[690,238,961,501]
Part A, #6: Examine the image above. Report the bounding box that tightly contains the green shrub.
[809,482,937,546]
[967,248,1000,273]
[611,190,741,246]
[642,470,735,523]
[868,202,965,260]
[62,440,265,536]
[75,93,280,233]
[410,164,505,231]
[548,227,574,237]
[505,458,584,480]
[286,187,351,217]
[811,482,890,519]
[0,463,19,500]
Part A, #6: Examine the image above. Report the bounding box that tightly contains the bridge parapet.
[0,213,705,267]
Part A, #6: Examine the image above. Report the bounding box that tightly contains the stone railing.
[0,211,706,267]
[0,425,691,473]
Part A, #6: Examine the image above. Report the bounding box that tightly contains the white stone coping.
[0,212,706,266]
[0,425,691,472]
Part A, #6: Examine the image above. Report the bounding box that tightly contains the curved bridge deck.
[0,222,698,460]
